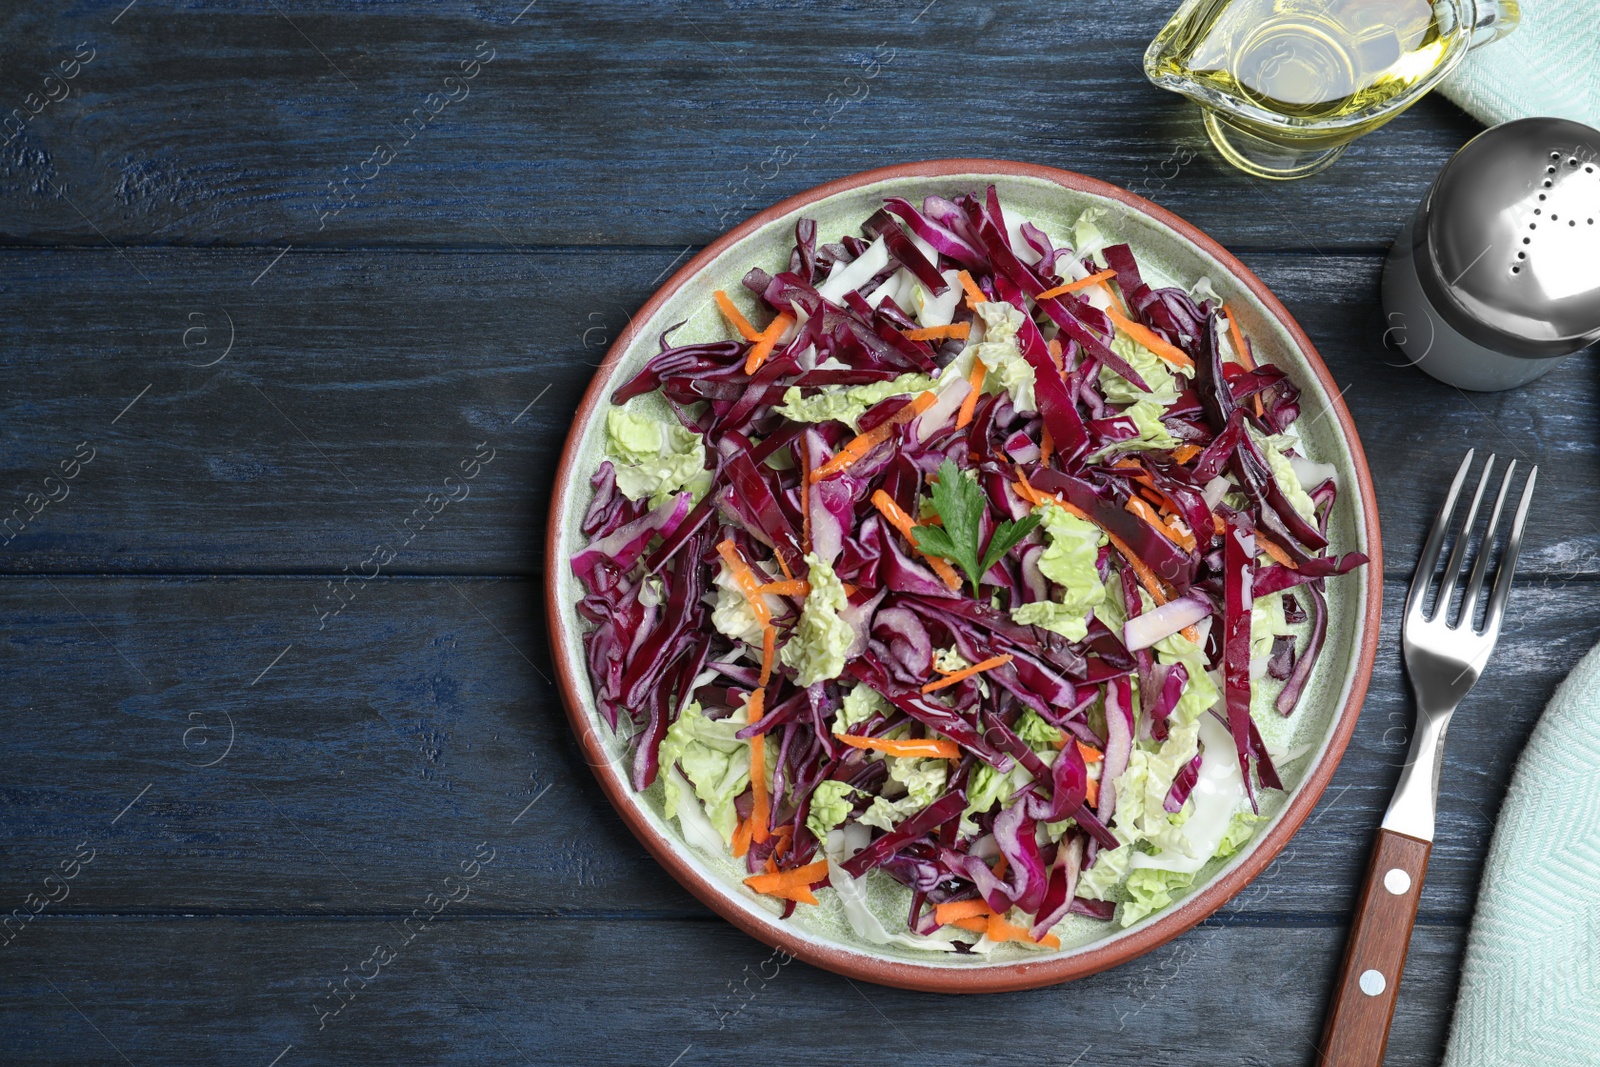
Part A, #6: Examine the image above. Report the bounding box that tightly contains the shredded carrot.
[1224,307,1256,371]
[1223,307,1265,417]
[716,539,771,625]
[1172,443,1202,463]
[758,625,776,687]
[1140,485,1172,512]
[1256,534,1299,570]
[749,728,770,845]
[955,360,986,430]
[1126,496,1197,552]
[1127,495,1176,541]
[748,880,818,905]
[810,392,936,483]
[713,290,762,342]
[1039,424,1054,466]
[1036,268,1116,300]
[956,270,987,308]
[731,816,753,858]
[770,825,794,861]
[1046,337,1064,372]
[921,653,1013,693]
[1094,282,1194,371]
[755,579,810,596]
[1077,741,1104,764]
[1011,477,1052,510]
[743,311,794,375]
[986,912,1061,949]
[745,686,765,727]
[835,733,963,760]
[934,899,994,924]
[800,446,812,554]
[902,323,970,342]
[744,860,830,897]
[992,855,1007,881]
[870,490,963,591]
[1114,535,1171,605]
[1085,776,1101,808]
[949,915,990,934]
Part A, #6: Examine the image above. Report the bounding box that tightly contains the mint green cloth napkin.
[1441,641,1600,1066]
[1440,0,1600,129]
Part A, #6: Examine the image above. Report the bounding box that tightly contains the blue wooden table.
[4,3,1597,1064]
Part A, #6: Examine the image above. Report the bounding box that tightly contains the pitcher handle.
[1470,0,1520,48]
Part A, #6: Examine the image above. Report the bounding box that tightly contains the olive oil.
[1152,0,1451,122]
[1144,0,1504,178]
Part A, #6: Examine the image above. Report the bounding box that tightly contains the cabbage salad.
[572,187,1366,951]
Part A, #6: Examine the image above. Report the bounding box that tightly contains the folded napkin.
[1441,641,1600,1066]
[1441,0,1600,129]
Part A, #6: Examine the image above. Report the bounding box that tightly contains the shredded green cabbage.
[969,301,1035,414]
[710,560,769,647]
[778,553,852,686]
[604,408,711,506]
[773,372,936,431]
[659,701,759,845]
[858,756,947,831]
[834,683,888,735]
[1153,629,1221,726]
[1015,709,1065,749]
[1256,430,1317,520]
[805,780,859,838]
[1025,503,1107,642]
[1099,333,1183,406]
[1011,600,1089,641]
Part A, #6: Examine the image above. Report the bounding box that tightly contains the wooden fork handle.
[1318,829,1432,1067]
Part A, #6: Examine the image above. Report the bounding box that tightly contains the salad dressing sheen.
[1131,715,1250,876]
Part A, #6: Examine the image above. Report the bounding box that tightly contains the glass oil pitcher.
[1145,0,1520,180]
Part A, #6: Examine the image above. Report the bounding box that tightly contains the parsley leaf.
[910,459,1042,595]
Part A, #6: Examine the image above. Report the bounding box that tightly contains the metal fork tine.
[1434,455,1495,623]
[1483,466,1537,636]
[1459,460,1515,631]
[1406,450,1475,623]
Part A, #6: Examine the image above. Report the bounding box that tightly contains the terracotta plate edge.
[543,158,1383,994]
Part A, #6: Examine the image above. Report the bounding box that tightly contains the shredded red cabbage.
[574,188,1368,945]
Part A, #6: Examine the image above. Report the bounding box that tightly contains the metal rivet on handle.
[1360,970,1387,997]
[1384,868,1412,895]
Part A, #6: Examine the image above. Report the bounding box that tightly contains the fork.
[1318,450,1537,1067]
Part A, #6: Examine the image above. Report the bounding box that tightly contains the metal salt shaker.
[1383,117,1600,391]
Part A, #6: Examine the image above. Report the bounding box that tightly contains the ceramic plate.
[545,160,1381,992]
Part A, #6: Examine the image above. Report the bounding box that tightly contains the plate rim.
[544,158,1383,993]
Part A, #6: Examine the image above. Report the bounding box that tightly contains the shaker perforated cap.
[1415,117,1600,359]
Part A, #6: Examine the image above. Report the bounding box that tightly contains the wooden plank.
[0,1,1479,251]
[3,575,1593,922]
[0,248,1595,577]
[0,915,1464,1066]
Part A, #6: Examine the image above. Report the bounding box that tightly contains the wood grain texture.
[1,918,1465,1067]
[0,0,1575,1061]
[0,1,1479,251]
[3,574,1595,921]
[1319,829,1434,1067]
[2,248,1597,576]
